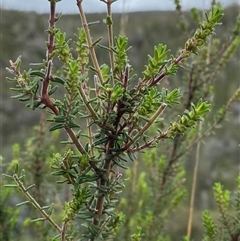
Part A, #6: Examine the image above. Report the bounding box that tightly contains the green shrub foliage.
[3,0,240,240]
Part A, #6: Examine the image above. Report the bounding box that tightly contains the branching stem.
[124,103,167,150]
[13,174,61,233]
[78,85,99,121]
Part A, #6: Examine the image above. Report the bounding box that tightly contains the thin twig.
[187,122,202,238]
[13,174,61,233]
[41,1,56,106]
[106,0,115,75]
[64,127,86,154]
[61,221,68,241]
[76,0,104,85]
[78,85,99,121]
[124,103,167,150]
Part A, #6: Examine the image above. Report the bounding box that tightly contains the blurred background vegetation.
[1,3,239,240]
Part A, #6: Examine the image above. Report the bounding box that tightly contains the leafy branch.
[4,1,234,241]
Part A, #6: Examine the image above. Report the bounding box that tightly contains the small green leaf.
[16,201,30,207]
[6,77,16,81]
[49,123,65,131]
[93,137,109,146]
[14,162,19,175]
[31,218,46,222]
[25,184,35,192]
[51,76,65,85]
[92,37,103,47]
[6,67,14,75]
[19,96,31,101]
[15,55,22,72]
[4,184,18,188]
[113,158,127,169]
[103,15,113,25]
[48,85,58,96]
[29,70,45,78]
[11,93,27,99]
[53,115,66,123]
[68,121,80,129]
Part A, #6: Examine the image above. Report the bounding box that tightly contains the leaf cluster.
[3,1,237,241]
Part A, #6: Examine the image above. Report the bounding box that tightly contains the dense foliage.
[1,1,240,241]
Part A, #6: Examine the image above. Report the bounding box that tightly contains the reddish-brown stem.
[48,2,56,58]
[40,1,87,156]
[231,232,240,241]
[64,127,86,154]
[149,52,185,87]
[61,221,68,241]
[41,2,58,114]
[123,64,130,90]
[91,102,125,236]
[101,92,113,127]
[130,131,168,152]
[41,2,56,97]
[91,102,125,229]
[91,141,114,236]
